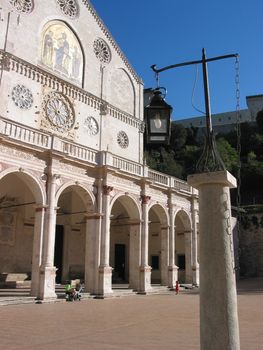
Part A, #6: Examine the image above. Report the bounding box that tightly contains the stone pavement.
[0,278,262,350]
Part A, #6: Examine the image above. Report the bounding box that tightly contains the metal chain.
[235,55,242,272]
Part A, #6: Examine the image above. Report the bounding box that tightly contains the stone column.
[168,205,178,289]
[30,204,45,297]
[38,174,60,301]
[191,197,200,286]
[160,226,169,286]
[138,195,152,294]
[98,185,113,297]
[184,230,192,284]
[85,214,101,294]
[129,221,141,290]
[188,171,240,350]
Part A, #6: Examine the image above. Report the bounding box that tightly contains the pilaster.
[138,194,152,293]
[160,226,169,286]
[97,185,113,297]
[129,221,141,291]
[38,172,60,301]
[30,204,45,297]
[85,213,102,294]
[168,201,178,289]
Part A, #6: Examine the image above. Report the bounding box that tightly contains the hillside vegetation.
[144,111,263,206]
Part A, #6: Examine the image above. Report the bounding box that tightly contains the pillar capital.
[103,185,113,195]
[140,194,151,204]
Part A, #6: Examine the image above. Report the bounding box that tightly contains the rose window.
[11,85,33,109]
[43,92,75,132]
[117,131,129,148]
[56,0,79,18]
[93,38,111,64]
[84,117,99,135]
[9,0,33,13]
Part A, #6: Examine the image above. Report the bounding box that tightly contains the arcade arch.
[174,209,192,283]
[0,170,45,295]
[109,194,140,288]
[55,184,95,285]
[148,204,169,286]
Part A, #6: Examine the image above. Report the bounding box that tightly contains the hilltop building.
[174,94,263,134]
[0,0,199,300]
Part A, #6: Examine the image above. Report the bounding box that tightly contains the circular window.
[9,0,33,13]
[56,0,79,18]
[117,131,129,148]
[43,91,75,132]
[93,38,111,64]
[84,117,99,135]
[11,84,33,110]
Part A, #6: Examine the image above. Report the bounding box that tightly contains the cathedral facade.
[0,0,199,300]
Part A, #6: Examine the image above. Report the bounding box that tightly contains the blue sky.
[90,0,263,121]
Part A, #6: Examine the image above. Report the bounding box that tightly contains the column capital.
[35,204,48,212]
[103,185,114,195]
[84,212,104,220]
[140,195,151,204]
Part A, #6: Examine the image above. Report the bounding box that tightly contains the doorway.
[114,244,126,282]
[54,225,64,284]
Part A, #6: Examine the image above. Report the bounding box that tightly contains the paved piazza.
[0,278,262,350]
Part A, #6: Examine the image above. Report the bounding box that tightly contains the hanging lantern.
[144,88,172,145]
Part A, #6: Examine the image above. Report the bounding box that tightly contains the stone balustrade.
[0,115,192,194]
[0,117,51,149]
[112,155,143,176]
[0,50,144,131]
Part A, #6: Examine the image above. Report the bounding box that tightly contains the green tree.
[216,138,238,173]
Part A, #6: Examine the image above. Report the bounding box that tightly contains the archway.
[110,195,140,289]
[148,204,169,286]
[0,170,44,295]
[174,210,192,283]
[56,184,95,285]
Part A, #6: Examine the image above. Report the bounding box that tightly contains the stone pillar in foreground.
[38,174,60,301]
[188,171,240,350]
[139,194,152,294]
[30,204,45,297]
[98,185,113,297]
[168,204,178,289]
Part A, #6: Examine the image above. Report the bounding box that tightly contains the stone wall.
[239,207,263,277]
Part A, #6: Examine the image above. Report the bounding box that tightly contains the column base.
[138,266,152,294]
[38,266,57,301]
[97,266,113,297]
[192,264,200,286]
[168,265,179,289]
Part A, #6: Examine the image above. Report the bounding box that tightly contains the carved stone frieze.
[0,144,36,161]
[58,162,87,175]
